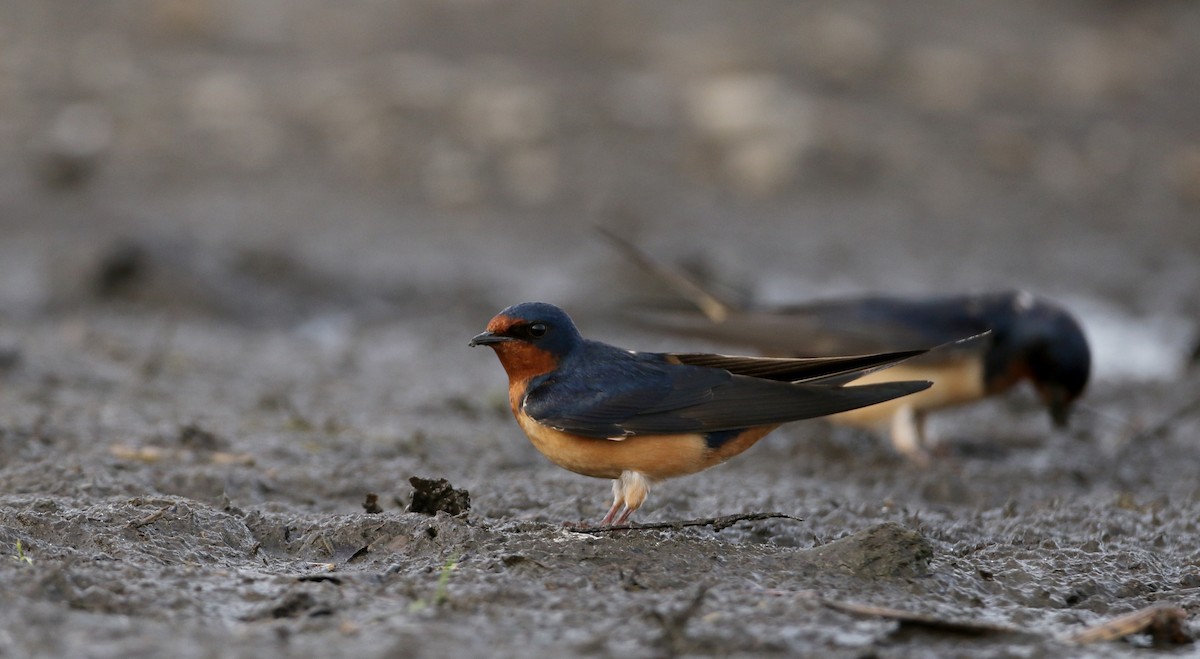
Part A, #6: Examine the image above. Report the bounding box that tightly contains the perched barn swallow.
[598,229,1091,461]
[470,302,931,524]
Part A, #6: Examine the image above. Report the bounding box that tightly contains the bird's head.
[469,302,584,381]
[983,293,1091,428]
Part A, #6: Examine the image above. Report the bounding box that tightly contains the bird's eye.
[528,323,547,338]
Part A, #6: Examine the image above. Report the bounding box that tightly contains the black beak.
[1037,383,1074,429]
[469,331,513,347]
[1049,401,1071,429]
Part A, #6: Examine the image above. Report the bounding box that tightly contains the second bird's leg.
[890,405,930,466]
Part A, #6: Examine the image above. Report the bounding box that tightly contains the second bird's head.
[982,293,1091,428]
[469,302,584,378]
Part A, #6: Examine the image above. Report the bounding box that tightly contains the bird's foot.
[599,500,624,526]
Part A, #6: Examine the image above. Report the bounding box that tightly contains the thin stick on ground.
[127,504,173,529]
[1067,604,1191,645]
[569,511,800,534]
[819,597,1023,636]
[1124,387,1200,445]
[815,597,1191,646]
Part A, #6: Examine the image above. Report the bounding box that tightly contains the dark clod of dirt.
[177,423,229,451]
[797,522,934,579]
[362,493,383,514]
[264,592,333,620]
[93,240,150,297]
[1069,604,1193,646]
[0,347,20,373]
[297,575,343,585]
[822,598,1026,638]
[407,477,470,516]
[1146,607,1193,647]
[1148,609,1194,647]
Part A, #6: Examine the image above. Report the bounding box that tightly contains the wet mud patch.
[796,522,933,579]
[242,509,489,572]
[0,496,258,566]
[1,468,1199,657]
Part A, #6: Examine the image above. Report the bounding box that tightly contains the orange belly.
[515,412,776,481]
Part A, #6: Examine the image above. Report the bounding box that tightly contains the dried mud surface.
[2,2,1200,657]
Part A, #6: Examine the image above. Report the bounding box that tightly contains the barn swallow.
[635,292,1091,454]
[598,229,1091,462]
[470,302,932,524]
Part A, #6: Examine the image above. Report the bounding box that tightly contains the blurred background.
[1,0,1198,378]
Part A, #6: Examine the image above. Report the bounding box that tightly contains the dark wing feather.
[522,341,930,439]
[635,299,992,364]
[618,377,931,434]
[669,349,924,384]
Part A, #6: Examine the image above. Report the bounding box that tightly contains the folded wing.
[522,345,931,439]
[635,299,992,364]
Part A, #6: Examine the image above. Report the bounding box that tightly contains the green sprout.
[409,555,458,612]
[10,540,33,566]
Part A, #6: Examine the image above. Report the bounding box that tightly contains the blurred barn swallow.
[470,302,931,524]
[598,229,1091,461]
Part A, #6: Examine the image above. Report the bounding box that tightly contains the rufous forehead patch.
[486,314,519,334]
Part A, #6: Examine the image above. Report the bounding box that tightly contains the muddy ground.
[2,1,1200,657]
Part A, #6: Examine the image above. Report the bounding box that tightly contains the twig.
[813,595,1191,646]
[595,224,734,323]
[569,511,800,534]
[820,597,1022,636]
[652,585,710,653]
[127,504,173,529]
[1067,604,1191,645]
[1124,387,1200,445]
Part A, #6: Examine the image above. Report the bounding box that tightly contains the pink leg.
[598,472,648,525]
[599,500,623,525]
